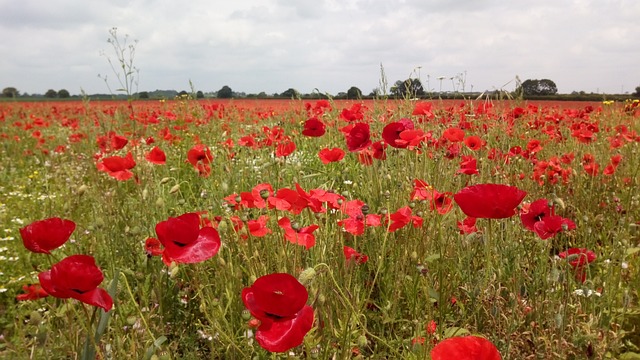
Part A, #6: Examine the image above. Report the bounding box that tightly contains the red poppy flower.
[302,117,326,137]
[388,206,412,232]
[187,144,213,177]
[278,217,318,249]
[457,216,478,234]
[155,212,221,266]
[96,131,128,153]
[97,152,136,180]
[382,118,414,148]
[343,246,368,264]
[431,191,454,215]
[520,199,575,239]
[318,147,345,164]
[520,199,552,231]
[242,273,314,353]
[269,188,308,215]
[275,140,296,158]
[443,127,465,143]
[247,215,272,237]
[558,248,596,283]
[412,102,434,119]
[20,217,75,254]
[372,140,387,160]
[144,237,163,257]
[431,336,501,360]
[454,184,527,219]
[145,146,166,165]
[532,215,576,240]
[345,122,371,152]
[464,135,484,151]
[339,103,365,122]
[38,255,113,311]
[16,283,49,301]
[457,155,479,175]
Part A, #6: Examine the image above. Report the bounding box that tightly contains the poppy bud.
[29,311,42,325]
[160,177,171,185]
[241,309,251,320]
[317,294,326,306]
[259,189,270,199]
[169,184,180,194]
[357,334,368,347]
[298,267,316,285]
[142,188,149,200]
[553,196,565,210]
[77,184,88,195]
[155,197,165,207]
[217,257,226,267]
[169,262,180,278]
[126,315,137,326]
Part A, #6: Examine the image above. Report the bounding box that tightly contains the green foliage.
[57,89,70,98]
[216,85,233,98]
[347,86,362,99]
[280,88,300,99]
[0,98,638,358]
[2,87,19,98]
[44,89,57,98]
[391,78,425,98]
[518,79,558,96]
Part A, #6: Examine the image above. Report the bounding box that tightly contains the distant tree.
[634,86,640,97]
[217,85,233,98]
[257,92,268,98]
[517,79,558,96]
[346,86,362,99]
[58,89,70,98]
[137,91,149,99]
[280,88,300,99]
[391,79,424,98]
[2,87,19,98]
[177,90,189,97]
[369,88,381,97]
[196,90,204,99]
[45,89,58,98]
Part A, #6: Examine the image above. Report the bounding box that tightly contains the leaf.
[626,247,640,256]
[443,327,470,338]
[619,352,640,360]
[425,254,441,263]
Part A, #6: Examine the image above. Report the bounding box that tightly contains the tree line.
[4,81,640,100]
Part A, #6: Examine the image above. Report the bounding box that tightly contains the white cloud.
[1,0,638,95]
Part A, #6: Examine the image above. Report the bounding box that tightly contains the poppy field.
[1,97,639,359]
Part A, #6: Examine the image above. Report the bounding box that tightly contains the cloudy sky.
[1,0,638,96]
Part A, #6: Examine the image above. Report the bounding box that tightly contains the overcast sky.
[1,0,638,96]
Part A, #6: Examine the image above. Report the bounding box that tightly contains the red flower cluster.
[559,248,596,283]
[520,199,576,239]
[454,184,527,219]
[242,273,314,353]
[154,212,221,266]
[39,255,113,311]
[18,217,113,310]
[431,336,501,360]
[20,217,75,254]
[97,151,136,181]
[187,144,213,177]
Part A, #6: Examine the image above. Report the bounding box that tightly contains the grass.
[0,97,638,359]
